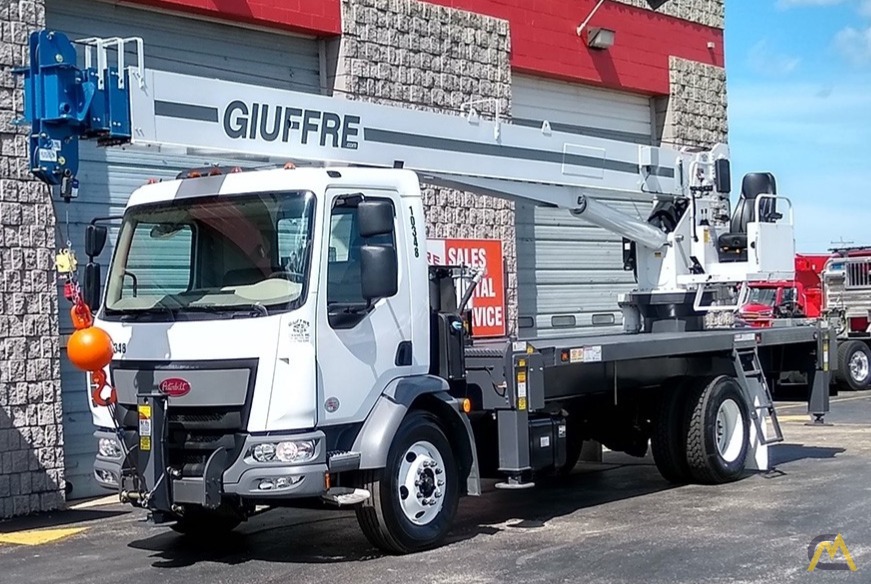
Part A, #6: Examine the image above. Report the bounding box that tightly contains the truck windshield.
[747,287,777,306]
[104,191,315,317]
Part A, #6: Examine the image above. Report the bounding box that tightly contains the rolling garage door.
[46,0,322,499]
[512,74,654,339]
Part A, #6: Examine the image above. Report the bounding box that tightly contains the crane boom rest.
[12,30,825,555]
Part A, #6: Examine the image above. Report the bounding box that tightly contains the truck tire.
[650,382,692,484]
[171,503,242,536]
[356,411,459,554]
[836,340,871,391]
[684,376,750,484]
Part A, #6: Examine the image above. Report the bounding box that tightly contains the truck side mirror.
[361,244,398,300]
[83,262,102,310]
[357,200,394,237]
[85,224,108,258]
[715,158,731,194]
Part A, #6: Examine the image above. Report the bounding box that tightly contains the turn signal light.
[462,398,472,413]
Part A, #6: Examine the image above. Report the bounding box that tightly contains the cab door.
[315,188,413,425]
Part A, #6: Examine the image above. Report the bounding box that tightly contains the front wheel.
[836,340,871,391]
[356,411,459,554]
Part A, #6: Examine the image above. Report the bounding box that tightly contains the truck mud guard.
[352,375,481,496]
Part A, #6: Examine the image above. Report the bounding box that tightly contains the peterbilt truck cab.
[90,166,474,550]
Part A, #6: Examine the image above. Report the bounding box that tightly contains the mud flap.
[745,390,769,472]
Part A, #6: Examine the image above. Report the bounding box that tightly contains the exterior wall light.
[587,27,616,50]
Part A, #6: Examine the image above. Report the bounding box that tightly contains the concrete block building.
[0,0,727,516]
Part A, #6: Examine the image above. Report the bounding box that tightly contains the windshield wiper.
[183,303,269,318]
[116,301,178,322]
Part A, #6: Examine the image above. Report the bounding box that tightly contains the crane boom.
[14,31,725,251]
[15,30,796,306]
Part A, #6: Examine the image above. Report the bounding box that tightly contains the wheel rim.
[397,440,446,526]
[849,350,869,383]
[715,398,745,463]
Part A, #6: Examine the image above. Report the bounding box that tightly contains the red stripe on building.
[125,0,342,36]
[123,0,723,95]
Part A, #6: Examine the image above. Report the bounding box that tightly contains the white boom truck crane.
[15,31,832,553]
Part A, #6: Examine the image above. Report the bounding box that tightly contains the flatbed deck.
[469,323,823,364]
[465,321,831,417]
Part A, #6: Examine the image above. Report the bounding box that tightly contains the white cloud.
[834,25,871,65]
[747,39,801,75]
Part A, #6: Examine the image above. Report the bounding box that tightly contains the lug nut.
[435,468,443,475]
[437,479,444,486]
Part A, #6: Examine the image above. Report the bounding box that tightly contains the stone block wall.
[655,57,728,149]
[0,0,65,519]
[612,0,724,29]
[331,0,517,333]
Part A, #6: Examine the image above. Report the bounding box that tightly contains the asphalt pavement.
[1,390,869,584]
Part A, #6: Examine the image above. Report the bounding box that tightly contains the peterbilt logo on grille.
[159,378,191,397]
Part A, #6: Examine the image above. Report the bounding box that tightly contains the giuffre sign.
[427,238,506,338]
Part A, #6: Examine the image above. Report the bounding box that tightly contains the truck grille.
[110,358,258,479]
[846,258,871,289]
[166,407,245,477]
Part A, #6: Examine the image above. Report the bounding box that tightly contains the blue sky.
[725,0,871,252]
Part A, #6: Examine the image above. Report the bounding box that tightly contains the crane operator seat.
[717,172,779,262]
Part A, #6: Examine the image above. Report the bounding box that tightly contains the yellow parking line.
[70,495,118,510]
[0,527,87,546]
[779,415,812,422]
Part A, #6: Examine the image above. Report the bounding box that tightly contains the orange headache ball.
[67,327,114,371]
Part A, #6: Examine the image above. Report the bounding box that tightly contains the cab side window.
[326,198,396,325]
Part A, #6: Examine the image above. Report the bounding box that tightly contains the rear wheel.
[836,340,871,391]
[684,376,750,484]
[651,381,692,484]
[356,411,459,554]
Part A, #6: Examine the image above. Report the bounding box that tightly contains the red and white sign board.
[427,238,506,338]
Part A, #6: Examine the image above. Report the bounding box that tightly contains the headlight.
[251,440,317,463]
[276,440,316,463]
[98,437,123,459]
[252,443,276,462]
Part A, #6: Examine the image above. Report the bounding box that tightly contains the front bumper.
[94,429,336,504]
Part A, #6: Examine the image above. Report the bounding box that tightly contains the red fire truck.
[741,250,871,390]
